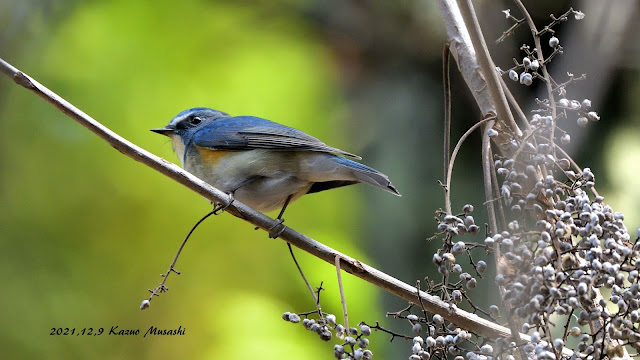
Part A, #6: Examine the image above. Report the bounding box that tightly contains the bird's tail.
[335,157,401,196]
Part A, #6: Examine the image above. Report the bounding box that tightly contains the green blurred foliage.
[603,76,640,228]
[0,0,383,359]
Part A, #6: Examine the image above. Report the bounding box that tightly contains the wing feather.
[192,116,361,159]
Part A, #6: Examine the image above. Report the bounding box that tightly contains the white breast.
[169,134,187,167]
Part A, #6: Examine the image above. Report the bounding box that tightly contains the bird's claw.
[213,193,235,215]
[268,218,286,239]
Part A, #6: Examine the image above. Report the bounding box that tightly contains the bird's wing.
[192,116,361,159]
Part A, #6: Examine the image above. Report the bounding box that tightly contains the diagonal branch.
[0,56,528,341]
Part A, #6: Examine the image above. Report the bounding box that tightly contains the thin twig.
[416,280,430,322]
[335,256,349,330]
[496,16,525,43]
[288,243,322,317]
[145,209,217,306]
[513,0,557,138]
[443,43,452,183]
[551,73,586,93]
[445,116,493,214]
[536,8,575,37]
[360,321,413,342]
[562,308,575,341]
[315,281,324,307]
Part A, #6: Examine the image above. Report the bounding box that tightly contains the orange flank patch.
[194,146,230,165]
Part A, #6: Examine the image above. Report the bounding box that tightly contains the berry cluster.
[394,310,474,360]
[282,312,374,359]
[500,7,585,88]
[491,175,640,358]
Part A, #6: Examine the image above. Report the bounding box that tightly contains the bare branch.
[444,0,521,137]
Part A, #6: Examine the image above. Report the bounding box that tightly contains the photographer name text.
[50,326,185,337]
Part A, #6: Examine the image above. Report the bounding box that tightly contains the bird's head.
[150,107,229,139]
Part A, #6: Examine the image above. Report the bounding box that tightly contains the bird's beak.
[150,128,174,136]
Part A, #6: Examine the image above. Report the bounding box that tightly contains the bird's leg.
[213,176,263,214]
[268,195,293,239]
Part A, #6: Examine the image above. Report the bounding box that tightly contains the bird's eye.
[191,117,202,125]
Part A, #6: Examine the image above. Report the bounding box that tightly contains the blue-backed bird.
[151,108,400,234]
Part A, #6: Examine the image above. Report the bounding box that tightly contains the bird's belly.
[234,177,311,212]
[185,149,312,212]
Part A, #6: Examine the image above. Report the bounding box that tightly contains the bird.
[151,108,400,234]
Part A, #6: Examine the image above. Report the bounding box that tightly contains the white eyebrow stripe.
[168,114,190,128]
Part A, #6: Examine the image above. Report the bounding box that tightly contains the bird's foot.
[268,218,287,239]
[212,192,235,215]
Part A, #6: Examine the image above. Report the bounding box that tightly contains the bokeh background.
[0,0,638,359]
